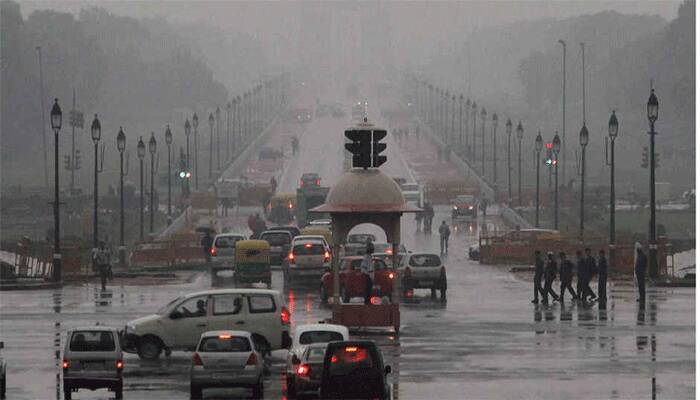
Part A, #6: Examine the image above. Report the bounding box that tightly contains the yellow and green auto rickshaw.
[234,240,272,288]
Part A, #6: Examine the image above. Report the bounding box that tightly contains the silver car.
[211,233,246,264]
[62,326,123,400]
[190,330,264,399]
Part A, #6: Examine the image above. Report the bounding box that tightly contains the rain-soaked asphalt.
[0,88,694,400]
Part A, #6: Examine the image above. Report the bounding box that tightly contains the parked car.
[286,236,331,282]
[62,326,123,400]
[123,289,292,360]
[190,330,264,399]
[319,340,391,400]
[451,194,479,221]
[0,341,6,399]
[400,253,447,301]
[320,256,396,304]
[210,233,246,265]
[300,173,321,188]
[267,225,301,239]
[344,233,377,256]
[286,323,349,398]
[259,230,293,266]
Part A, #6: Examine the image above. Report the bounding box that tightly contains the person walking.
[531,250,546,304]
[543,252,560,304]
[270,176,278,195]
[423,202,434,232]
[559,252,577,302]
[94,241,111,290]
[201,231,213,263]
[582,248,598,301]
[438,221,451,255]
[634,243,647,304]
[597,249,608,308]
[414,205,424,231]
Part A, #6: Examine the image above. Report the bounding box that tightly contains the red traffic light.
[545,142,553,149]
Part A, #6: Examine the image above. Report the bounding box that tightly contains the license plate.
[213,372,233,379]
[81,361,104,370]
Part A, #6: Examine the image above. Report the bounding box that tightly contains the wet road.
[0,87,694,399]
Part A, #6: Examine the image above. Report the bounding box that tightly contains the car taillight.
[288,252,295,261]
[389,272,395,279]
[280,307,291,325]
[210,247,217,256]
[62,360,70,370]
[385,248,393,255]
[116,359,124,370]
[324,251,330,262]
[193,352,203,366]
[246,352,258,366]
[288,202,293,209]
[315,179,320,186]
[296,363,310,376]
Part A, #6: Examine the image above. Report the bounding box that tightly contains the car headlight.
[453,206,458,210]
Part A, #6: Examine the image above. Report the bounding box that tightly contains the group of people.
[532,248,608,305]
[414,201,435,232]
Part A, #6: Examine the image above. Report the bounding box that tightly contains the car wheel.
[190,384,203,399]
[138,336,162,360]
[341,286,350,303]
[320,284,329,304]
[252,379,264,399]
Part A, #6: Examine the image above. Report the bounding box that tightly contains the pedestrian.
[438,220,450,254]
[270,176,277,195]
[531,250,545,304]
[423,202,434,232]
[543,252,560,304]
[634,242,647,304]
[597,249,608,307]
[94,241,111,290]
[583,248,598,301]
[414,206,424,231]
[559,252,577,302]
[201,231,213,263]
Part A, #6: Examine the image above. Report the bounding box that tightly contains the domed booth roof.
[310,169,420,213]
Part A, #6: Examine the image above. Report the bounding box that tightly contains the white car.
[190,330,264,399]
[285,235,331,282]
[344,233,377,256]
[210,233,246,265]
[285,323,349,398]
[124,289,292,360]
[401,253,447,301]
[62,326,123,400]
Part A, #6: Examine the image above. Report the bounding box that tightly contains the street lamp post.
[535,132,543,227]
[506,118,513,202]
[208,112,214,182]
[90,114,102,259]
[165,125,173,224]
[480,107,487,176]
[50,99,63,283]
[516,121,524,207]
[184,119,191,173]
[606,111,618,272]
[647,88,659,279]
[458,95,464,152]
[117,128,126,268]
[465,99,471,156]
[148,133,157,234]
[137,137,145,240]
[579,123,588,238]
[471,102,477,161]
[216,107,221,171]
[552,133,561,230]
[226,102,231,161]
[192,113,199,190]
[236,95,242,152]
[492,113,498,186]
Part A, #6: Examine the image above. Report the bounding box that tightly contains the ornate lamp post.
[165,125,173,224]
[50,99,63,283]
[471,101,477,161]
[516,121,524,207]
[579,123,589,238]
[90,114,102,257]
[647,88,659,278]
[552,133,561,230]
[137,136,145,240]
[606,110,618,272]
[535,131,543,227]
[506,118,513,201]
[184,119,191,172]
[148,133,157,233]
[192,112,199,190]
[492,112,499,186]
[451,94,456,146]
[117,128,127,268]
[208,112,214,181]
[215,106,221,171]
[226,101,232,161]
[480,107,487,176]
[458,95,464,151]
[465,98,471,156]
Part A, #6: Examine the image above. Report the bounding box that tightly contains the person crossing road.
[438,221,451,255]
[531,250,546,304]
[559,252,578,302]
[543,252,560,304]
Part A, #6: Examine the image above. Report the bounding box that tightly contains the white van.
[62,326,123,400]
[123,289,291,360]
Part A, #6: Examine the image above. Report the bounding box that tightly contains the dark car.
[267,226,301,239]
[319,340,391,400]
[300,173,321,188]
[259,230,293,266]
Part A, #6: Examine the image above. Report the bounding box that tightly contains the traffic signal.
[642,146,649,168]
[63,155,72,171]
[371,129,387,168]
[544,144,554,166]
[344,129,372,169]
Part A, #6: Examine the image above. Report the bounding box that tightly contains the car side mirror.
[169,311,182,320]
[384,365,391,375]
[291,355,301,365]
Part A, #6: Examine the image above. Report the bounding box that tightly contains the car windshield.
[348,234,374,244]
[69,331,116,352]
[215,236,242,248]
[410,254,442,267]
[294,243,325,255]
[262,232,291,246]
[456,195,475,203]
[328,346,374,376]
[198,336,251,352]
[299,331,345,345]
[158,296,184,315]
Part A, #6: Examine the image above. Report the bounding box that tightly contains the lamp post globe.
[552,134,561,154]
[608,110,618,139]
[148,132,157,155]
[579,124,589,147]
[165,125,173,146]
[51,98,62,133]
[535,131,543,152]
[91,114,101,142]
[117,127,126,153]
[516,121,523,140]
[506,118,512,136]
[647,89,659,123]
